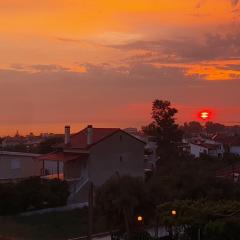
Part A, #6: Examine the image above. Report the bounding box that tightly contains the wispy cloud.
[231,0,239,8]
[9,64,87,73]
[195,0,206,9]
[196,0,239,9]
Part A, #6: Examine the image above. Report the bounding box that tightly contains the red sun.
[198,110,212,121]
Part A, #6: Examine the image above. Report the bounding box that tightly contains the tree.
[205,122,226,134]
[142,99,182,163]
[157,200,240,240]
[182,121,203,136]
[95,176,152,239]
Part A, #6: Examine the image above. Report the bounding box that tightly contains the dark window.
[120,135,122,141]
[120,155,123,162]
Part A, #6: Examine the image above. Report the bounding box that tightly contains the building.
[189,142,224,158]
[38,125,145,204]
[230,145,240,156]
[214,135,240,157]
[183,136,225,158]
[0,151,42,183]
[124,128,158,171]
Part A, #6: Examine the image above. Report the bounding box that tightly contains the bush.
[0,177,69,215]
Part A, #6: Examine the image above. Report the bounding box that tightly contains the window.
[120,135,122,141]
[11,159,21,169]
[120,155,123,162]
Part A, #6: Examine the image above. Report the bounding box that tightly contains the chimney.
[87,125,93,145]
[65,125,71,145]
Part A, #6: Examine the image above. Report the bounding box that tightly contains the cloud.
[108,25,240,64]
[196,0,239,9]
[9,64,88,73]
[231,0,239,7]
[186,65,240,80]
[0,61,239,129]
[195,0,206,9]
[0,64,177,133]
[30,64,70,72]
[56,37,84,43]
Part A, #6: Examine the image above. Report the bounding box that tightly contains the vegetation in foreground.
[0,177,69,215]
[0,208,107,240]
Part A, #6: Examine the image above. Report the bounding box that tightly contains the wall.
[64,158,88,180]
[89,131,145,186]
[230,146,240,156]
[208,145,224,158]
[190,144,208,158]
[0,154,42,180]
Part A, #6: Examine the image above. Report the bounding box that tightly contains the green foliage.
[0,208,91,240]
[0,182,23,215]
[157,200,240,240]
[2,143,29,153]
[182,121,203,136]
[143,99,182,143]
[142,99,182,164]
[0,177,69,215]
[147,156,240,204]
[95,175,153,237]
[205,121,226,134]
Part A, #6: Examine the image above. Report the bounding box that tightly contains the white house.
[230,146,240,156]
[38,125,145,204]
[214,135,240,157]
[189,142,224,158]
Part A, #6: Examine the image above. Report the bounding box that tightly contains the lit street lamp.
[137,215,143,222]
[171,210,177,216]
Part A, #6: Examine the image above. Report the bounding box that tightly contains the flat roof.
[0,151,41,157]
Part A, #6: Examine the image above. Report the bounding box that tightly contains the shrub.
[0,177,69,215]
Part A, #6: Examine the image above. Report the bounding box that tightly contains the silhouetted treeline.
[1,136,63,154]
[182,121,240,136]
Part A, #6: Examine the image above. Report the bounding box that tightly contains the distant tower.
[15,130,20,137]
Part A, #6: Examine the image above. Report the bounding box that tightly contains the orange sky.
[0,0,240,135]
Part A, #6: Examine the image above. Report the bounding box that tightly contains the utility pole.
[88,181,94,240]
[154,215,159,238]
[57,160,60,180]
[198,228,201,240]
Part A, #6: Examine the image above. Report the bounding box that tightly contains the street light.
[171,210,177,216]
[137,215,143,222]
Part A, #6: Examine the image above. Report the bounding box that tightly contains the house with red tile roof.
[38,125,145,204]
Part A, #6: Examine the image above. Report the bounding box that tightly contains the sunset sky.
[1,0,240,135]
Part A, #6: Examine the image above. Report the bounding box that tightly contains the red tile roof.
[191,142,220,150]
[56,127,120,149]
[39,127,145,161]
[216,164,240,177]
[37,151,88,162]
